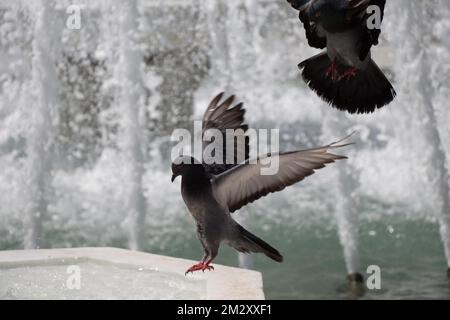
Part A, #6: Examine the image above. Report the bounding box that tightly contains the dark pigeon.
[172,93,352,274]
[287,0,396,114]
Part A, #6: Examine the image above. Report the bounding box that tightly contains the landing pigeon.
[287,0,396,114]
[171,93,352,274]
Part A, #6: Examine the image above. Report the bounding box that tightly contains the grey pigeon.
[172,93,352,274]
[287,0,396,114]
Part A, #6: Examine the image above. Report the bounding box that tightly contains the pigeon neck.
[183,166,209,184]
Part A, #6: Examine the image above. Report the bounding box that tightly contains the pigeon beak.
[171,174,177,183]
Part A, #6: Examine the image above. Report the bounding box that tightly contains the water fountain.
[321,111,363,294]
[23,0,60,250]
[0,247,264,299]
[1,0,450,299]
[390,0,450,275]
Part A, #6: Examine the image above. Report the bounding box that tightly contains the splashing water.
[1,0,450,299]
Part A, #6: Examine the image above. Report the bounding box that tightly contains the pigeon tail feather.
[298,52,396,114]
[233,223,283,263]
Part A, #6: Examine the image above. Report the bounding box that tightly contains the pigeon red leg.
[325,60,339,80]
[185,262,205,275]
[184,259,215,275]
[201,259,215,272]
[338,67,358,81]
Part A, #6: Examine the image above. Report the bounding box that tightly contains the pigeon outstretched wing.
[202,93,250,175]
[213,138,352,213]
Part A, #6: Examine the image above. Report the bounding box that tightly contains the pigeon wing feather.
[202,93,250,175]
[213,139,352,213]
[287,0,327,49]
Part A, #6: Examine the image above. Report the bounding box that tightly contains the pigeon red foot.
[325,62,358,81]
[185,261,214,275]
[325,60,339,80]
[338,67,358,81]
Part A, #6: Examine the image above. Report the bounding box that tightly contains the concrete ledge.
[0,247,264,300]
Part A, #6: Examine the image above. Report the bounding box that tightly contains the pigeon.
[171,93,352,274]
[286,0,396,114]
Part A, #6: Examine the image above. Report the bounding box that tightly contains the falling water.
[23,0,60,249]
[390,0,450,269]
[1,0,450,299]
[116,0,147,251]
[322,112,361,277]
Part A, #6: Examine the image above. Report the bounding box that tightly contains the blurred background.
[1,0,450,299]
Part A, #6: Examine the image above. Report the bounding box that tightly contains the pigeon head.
[309,0,346,27]
[171,156,204,182]
[308,0,326,21]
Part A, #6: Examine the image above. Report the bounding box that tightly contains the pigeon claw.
[185,262,204,275]
[325,62,359,81]
[202,264,214,272]
[337,67,358,81]
[185,262,214,275]
[325,61,339,80]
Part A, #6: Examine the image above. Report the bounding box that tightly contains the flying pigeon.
[171,93,352,274]
[286,0,396,114]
